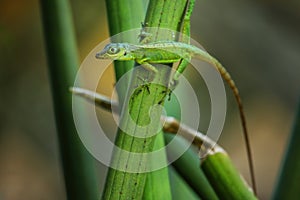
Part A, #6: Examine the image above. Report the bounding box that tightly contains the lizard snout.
[95,51,106,59]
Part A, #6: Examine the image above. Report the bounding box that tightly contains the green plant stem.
[102,0,153,199]
[104,5,171,196]
[141,1,193,199]
[201,152,257,200]
[102,66,172,199]
[40,0,98,199]
[143,135,172,200]
[164,134,219,200]
[169,166,200,200]
[272,100,300,199]
[102,0,193,199]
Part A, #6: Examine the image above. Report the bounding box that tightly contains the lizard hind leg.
[140,62,159,74]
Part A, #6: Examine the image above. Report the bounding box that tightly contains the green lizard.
[96,41,237,90]
[95,40,257,194]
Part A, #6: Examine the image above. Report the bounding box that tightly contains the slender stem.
[40,0,99,199]
[69,87,219,150]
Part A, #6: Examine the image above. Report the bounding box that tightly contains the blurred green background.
[0,0,299,199]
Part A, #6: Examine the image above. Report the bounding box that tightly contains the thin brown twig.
[70,87,224,156]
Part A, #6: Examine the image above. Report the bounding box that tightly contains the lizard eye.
[108,47,120,54]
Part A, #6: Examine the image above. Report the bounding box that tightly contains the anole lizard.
[95,40,257,194]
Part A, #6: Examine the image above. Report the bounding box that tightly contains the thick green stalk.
[102,65,172,199]
[103,0,173,199]
[102,1,149,199]
[142,1,193,199]
[104,6,171,197]
[40,0,98,199]
[139,0,217,199]
[272,100,300,199]
[102,0,192,199]
[143,133,172,200]
[201,152,257,200]
[103,0,152,199]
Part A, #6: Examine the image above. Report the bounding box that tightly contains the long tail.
[199,53,257,195]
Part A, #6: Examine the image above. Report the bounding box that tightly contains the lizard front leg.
[136,58,159,74]
[141,62,159,73]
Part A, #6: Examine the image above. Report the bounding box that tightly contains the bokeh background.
[0,0,299,199]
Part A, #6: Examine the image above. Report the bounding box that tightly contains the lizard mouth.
[95,51,106,59]
[95,51,123,60]
[95,52,103,59]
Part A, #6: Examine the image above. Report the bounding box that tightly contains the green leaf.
[272,100,300,199]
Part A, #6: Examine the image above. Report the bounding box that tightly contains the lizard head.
[95,43,135,61]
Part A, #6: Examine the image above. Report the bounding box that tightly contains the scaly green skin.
[96,40,256,194]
